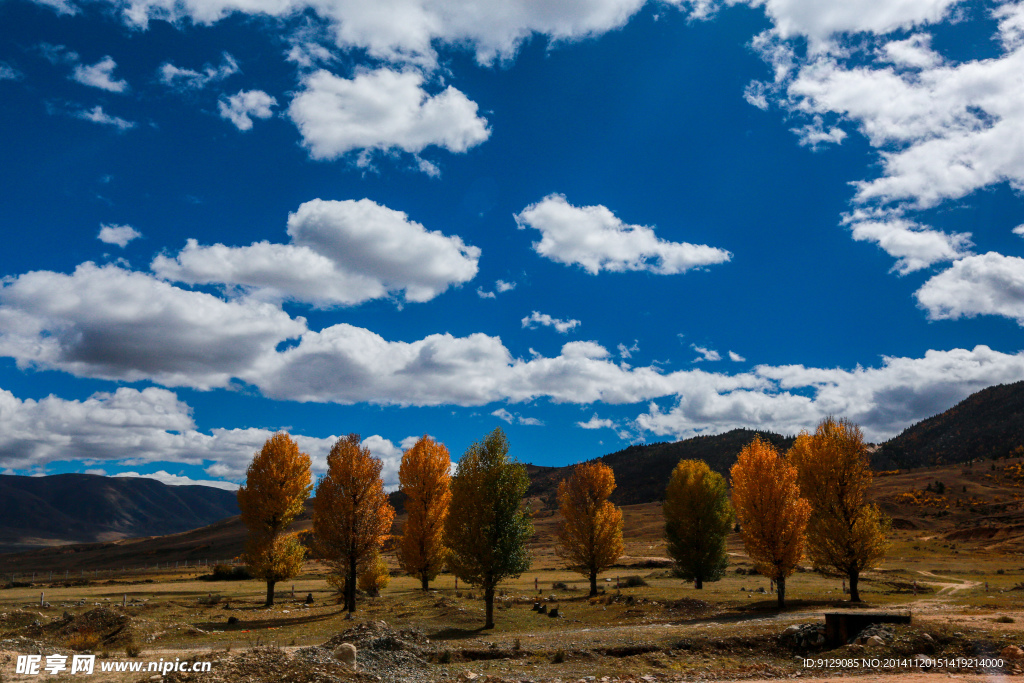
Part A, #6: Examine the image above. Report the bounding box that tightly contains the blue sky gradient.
[1,0,1023,490]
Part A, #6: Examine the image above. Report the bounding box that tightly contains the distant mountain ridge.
[0,473,239,554]
[526,429,795,506]
[875,380,1024,470]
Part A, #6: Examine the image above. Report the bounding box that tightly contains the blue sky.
[1,0,1023,490]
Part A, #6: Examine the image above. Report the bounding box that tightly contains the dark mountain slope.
[876,381,1024,469]
[526,429,794,505]
[0,474,239,553]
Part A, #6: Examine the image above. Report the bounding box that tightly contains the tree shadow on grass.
[429,626,491,641]
[196,608,347,632]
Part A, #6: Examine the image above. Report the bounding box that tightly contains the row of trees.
[236,415,889,622]
[236,427,534,627]
[663,417,891,606]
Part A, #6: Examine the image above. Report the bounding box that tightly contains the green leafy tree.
[444,428,533,629]
[663,459,733,588]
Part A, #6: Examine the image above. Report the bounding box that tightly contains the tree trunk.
[777,576,786,608]
[695,577,703,589]
[421,574,429,591]
[265,579,276,607]
[347,555,358,613]
[484,585,495,629]
[589,568,598,597]
[849,570,861,603]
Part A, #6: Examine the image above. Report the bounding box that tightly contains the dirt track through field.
[915,570,981,594]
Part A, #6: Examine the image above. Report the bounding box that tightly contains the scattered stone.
[333,642,357,670]
[780,623,826,649]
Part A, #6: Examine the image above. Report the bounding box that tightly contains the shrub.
[552,581,568,590]
[198,593,222,606]
[206,565,251,581]
[438,650,452,664]
[622,575,648,588]
[995,615,1015,623]
[125,639,142,657]
[67,630,101,652]
[552,649,566,664]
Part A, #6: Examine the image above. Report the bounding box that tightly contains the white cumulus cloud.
[515,194,731,275]
[218,89,277,131]
[152,198,480,306]
[97,224,141,247]
[62,0,650,66]
[637,345,1024,442]
[577,414,616,429]
[691,344,721,362]
[288,68,489,165]
[916,252,1024,325]
[521,311,581,334]
[0,262,305,389]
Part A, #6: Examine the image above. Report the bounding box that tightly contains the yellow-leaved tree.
[313,434,395,613]
[237,432,312,606]
[555,461,624,596]
[730,437,810,608]
[357,551,391,597]
[445,428,533,629]
[397,435,452,591]
[787,417,891,602]
[663,459,733,589]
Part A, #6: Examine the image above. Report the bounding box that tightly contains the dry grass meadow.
[2,461,1024,682]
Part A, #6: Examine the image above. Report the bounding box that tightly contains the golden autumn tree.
[555,462,624,596]
[445,428,533,629]
[397,435,452,591]
[730,437,810,608]
[663,459,733,589]
[237,432,313,606]
[313,434,396,613]
[787,417,891,602]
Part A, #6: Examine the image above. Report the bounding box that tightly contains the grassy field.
[3,459,1024,681]
[2,530,1024,682]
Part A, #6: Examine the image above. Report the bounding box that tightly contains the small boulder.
[333,642,357,670]
[865,636,885,647]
